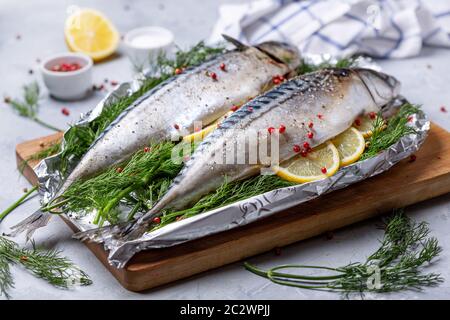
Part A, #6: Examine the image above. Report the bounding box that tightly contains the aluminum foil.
[33,55,430,268]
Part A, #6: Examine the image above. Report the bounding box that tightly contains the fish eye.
[338,69,350,77]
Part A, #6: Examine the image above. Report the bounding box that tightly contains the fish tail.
[74,204,164,243]
[8,209,52,241]
[221,34,247,50]
[73,219,149,243]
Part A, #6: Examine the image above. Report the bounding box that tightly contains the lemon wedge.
[274,142,340,183]
[332,127,366,167]
[353,113,379,138]
[65,8,119,62]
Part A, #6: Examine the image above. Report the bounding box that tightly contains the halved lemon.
[274,142,340,183]
[65,8,119,62]
[182,111,233,143]
[332,127,366,167]
[353,114,379,138]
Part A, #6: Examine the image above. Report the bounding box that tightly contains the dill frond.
[245,210,443,297]
[62,141,185,225]
[360,103,420,160]
[154,175,295,230]
[0,236,92,298]
[28,142,61,162]
[297,57,356,75]
[6,82,62,132]
[157,41,225,70]
[19,142,62,174]
[0,250,13,299]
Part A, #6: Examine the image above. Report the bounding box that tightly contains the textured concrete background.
[0,0,449,300]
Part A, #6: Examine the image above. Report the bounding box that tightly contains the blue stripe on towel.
[380,17,403,58]
[435,11,450,18]
[253,1,315,42]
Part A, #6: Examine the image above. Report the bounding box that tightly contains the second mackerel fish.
[108,67,401,241]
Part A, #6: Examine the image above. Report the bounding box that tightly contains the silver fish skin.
[73,68,400,243]
[142,68,400,217]
[57,40,301,196]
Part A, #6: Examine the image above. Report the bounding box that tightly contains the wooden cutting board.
[15,123,450,292]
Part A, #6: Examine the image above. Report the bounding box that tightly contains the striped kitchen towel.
[209,0,450,58]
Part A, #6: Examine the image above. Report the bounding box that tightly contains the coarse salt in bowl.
[123,26,174,70]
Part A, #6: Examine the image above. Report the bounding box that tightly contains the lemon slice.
[332,127,366,167]
[274,142,340,183]
[183,122,218,143]
[353,113,378,138]
[65,8,119,61]
[182,111,233,143]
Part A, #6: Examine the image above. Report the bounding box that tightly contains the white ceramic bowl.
[40,52,93,101]
[123,26,174,70]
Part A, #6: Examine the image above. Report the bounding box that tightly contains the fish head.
[256,41,301,70]
[354,68,401,106]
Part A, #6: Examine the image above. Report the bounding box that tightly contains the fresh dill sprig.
[61,147,293,228]
[61,141,185,226]
[28,142,62,162]
[0,253,13,299]
[133,41,225,74]
[360,103,420,160]
[157,41,226,72]
[154,175,295,230]
[245,210,443,297]
[6,82,62,132]
[297,57,356,75]
[19,141,62,174]
[0,236,92,298]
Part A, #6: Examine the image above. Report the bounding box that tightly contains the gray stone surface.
[0,0,449,300]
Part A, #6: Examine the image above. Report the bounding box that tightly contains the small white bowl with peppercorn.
[40,52,93,100]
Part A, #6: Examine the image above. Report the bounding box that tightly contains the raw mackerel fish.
[79,67,400,242]
[57,36,301,195]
